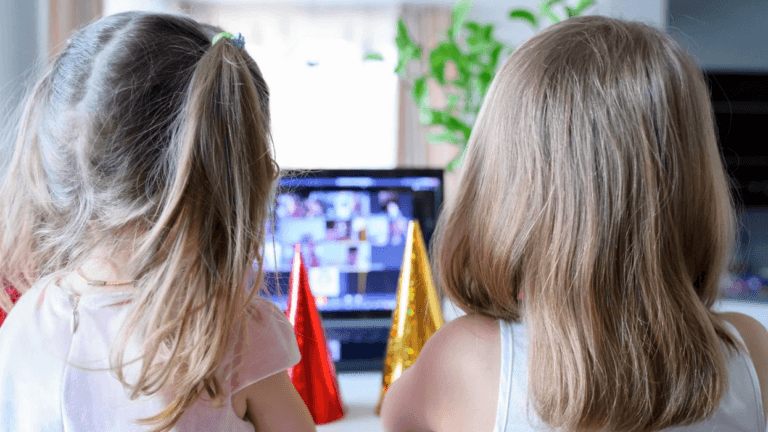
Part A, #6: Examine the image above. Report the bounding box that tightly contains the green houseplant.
[367,0,596,170]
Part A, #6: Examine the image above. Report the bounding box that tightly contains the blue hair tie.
[231,33,245,49]
[212,32,245,49]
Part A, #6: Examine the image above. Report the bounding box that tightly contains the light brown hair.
[433,15,740,431]
[0,12,277,431]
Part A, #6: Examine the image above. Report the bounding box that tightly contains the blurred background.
[0,0,668,172]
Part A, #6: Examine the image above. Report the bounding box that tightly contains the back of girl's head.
[0,12,277,431]
[434,15,738,432]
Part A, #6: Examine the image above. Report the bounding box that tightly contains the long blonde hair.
[433,15,740,432]
[0,12,277,431]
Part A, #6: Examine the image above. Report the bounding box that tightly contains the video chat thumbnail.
[263,189,412,297]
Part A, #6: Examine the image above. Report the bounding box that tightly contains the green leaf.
[482,24,494,40]
[427,129,463,145]
[417,107,471,137]
[445,116,472,139]
[363,52,384,61]
[448,0,473,42]
[508,8,539,29]
[418,107,441,126]
[487,42,504,72]
[395,18,422,76]
[395,18,419,52]
[446,94,460,111]
[451,55,473,86]
[429,42,462,85]
[466,28,492,57]
[571,0,596,16]
[539,0,594,23]
[446,145,468,172]
[477,71,493,95]
[411,76,429,109]
[452,68,471,88]
[540,0,563,24]
[465,21,481,33]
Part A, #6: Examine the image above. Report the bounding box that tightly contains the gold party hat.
[376,220,444,415]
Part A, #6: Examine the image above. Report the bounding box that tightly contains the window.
[182,3,399,169]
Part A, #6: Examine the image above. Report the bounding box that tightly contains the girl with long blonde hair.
[0,11,315,432]
[381,15,768,432]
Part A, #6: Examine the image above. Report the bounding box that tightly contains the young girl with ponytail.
[0,12,315,432]
[381,15,768,432]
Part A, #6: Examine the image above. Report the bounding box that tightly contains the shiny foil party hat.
[376,220,444,415]
[285,245,345,425]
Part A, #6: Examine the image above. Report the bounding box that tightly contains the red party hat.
[285,245,345,425]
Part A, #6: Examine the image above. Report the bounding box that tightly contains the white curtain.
[396,4,453,169]
[396,4,462,213]
[48,0,102,60]
[182,2,400,170]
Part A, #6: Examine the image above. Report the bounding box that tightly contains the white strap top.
[494,320,766,432]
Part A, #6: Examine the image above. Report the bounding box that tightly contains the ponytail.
[110,36,278,431]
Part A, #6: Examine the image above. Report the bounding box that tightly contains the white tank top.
[494,320,766,432]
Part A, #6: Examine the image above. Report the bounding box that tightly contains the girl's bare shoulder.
[419,313,502,432]
[381,312,502,432]
[437,313,501,353]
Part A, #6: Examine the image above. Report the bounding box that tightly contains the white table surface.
[317,372,385,432]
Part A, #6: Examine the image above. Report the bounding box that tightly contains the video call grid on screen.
[258,169,443,313]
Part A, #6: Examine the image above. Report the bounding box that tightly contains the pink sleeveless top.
[0,277,300,431]
[495,320,765,432]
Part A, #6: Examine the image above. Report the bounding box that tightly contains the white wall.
[464,0,666,52]
[597,0,666,27]
[668,0,768,71]
[179,0,667,50]
[0,0,43,114]
[103,0,175,15]
[0,0,46,171]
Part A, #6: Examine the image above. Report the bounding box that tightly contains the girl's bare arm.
[232,371,316,432]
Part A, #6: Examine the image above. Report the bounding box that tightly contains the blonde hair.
[434,15,740,432]
[0,12,277,431]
